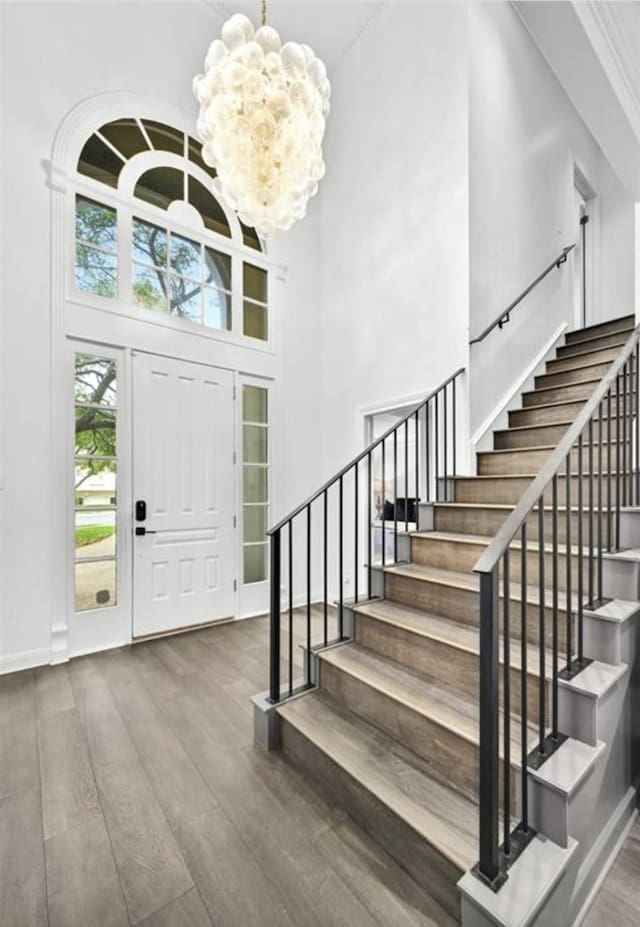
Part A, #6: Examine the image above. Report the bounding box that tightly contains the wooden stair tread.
[355,596,553,676]
[320,642,535,752]
[277,690,478,871]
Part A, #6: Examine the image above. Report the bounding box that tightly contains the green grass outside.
[75,524,115,547]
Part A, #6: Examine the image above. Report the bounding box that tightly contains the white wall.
[318,0,470,479]
[468,1,636,435]
[0,1,323,669]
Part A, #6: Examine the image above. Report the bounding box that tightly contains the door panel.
[132,352,235,637]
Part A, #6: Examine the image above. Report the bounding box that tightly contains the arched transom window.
[73,118,269,342]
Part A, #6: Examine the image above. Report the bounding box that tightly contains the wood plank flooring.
[0,607,455,927]
[583,816,640,927]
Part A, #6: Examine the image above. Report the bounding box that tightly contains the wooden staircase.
[274,315,636,923]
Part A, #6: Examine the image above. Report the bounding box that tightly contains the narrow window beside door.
[242,385,269,583]
[74,353,118,610]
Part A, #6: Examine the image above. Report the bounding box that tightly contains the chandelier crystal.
[192,8,331,236]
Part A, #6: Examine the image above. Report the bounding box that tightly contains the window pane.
[243,425,267,464]
[188,176,231,237]
[77,134,123,188]
[133,263,168,311]
[243,386,267,424]
[75,559,117,610]
[75,197,117,250]
[75,510,116,559]
[99,119,148,159]
[134,167,184,210]
[243,300,268,341]
[244,505,267,543]
[170,276,201,322]
[142,120,185,155]
[75,355,116,406]
[243,466,267,503]
[188,136,216,179]
[75,244,117,298]
[243,263,267,303]
[170,233,201,278]
[240,220,262,252]
[244,544,267,585]
[203,287,230,330]
[133,219,167,268]
[75,407,116,457]
[75,461,117,507]
[204,248,231,290]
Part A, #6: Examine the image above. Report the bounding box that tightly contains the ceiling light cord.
[261,0,267,27]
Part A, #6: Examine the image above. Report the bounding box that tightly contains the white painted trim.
[470,322,568,456]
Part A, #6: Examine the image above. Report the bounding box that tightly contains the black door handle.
[135,526,157,536]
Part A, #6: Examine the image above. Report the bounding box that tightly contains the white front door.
[132,352,235,637]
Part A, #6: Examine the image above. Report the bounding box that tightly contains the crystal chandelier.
[193,1,331,236]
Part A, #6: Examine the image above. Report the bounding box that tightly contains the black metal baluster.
[339,475,343,639]
[636,345,639,504]
[354,463,359,604]
[588,420,594,605]
[453,376,457,479]
[520,523,529,834]
[607,390,612,552]
[577,437,584,666]
[367,452,372,600]
[616,375,622,550]
[289,520,293,694]
[552,476,559,738]
[306,505,311,684]
[323,491,327,647]
[444,383,448,500]
[404,420,409,533]
[597,402,604,604]
[269,529,281,703]
[393,430,398,562]
[382,439,386,568]
[414,411,420,523]
[538,503,546,753]
[565,455,572,668]
[624,364,629,507]
[425,402,430,503]
[503,549,511,858]
[435,392,440,501]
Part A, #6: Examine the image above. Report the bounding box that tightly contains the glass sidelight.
[74,353,118,610]
[242,384,269,584]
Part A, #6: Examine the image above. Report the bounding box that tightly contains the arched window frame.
[67,115,273,349]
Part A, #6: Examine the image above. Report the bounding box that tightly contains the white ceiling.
[202,0,384,69]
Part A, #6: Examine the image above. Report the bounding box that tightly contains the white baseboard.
[471,321,569,456]
[0,647,52,675]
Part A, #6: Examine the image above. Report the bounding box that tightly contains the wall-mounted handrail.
[469,245,575,345]
[473,322,640,890]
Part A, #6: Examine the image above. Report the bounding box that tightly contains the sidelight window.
[74,353,118,611]
[242,385,269,584]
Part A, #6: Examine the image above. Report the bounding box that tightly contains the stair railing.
[266,367,465,704]
[469,245,575,344]
[473,324,640,890]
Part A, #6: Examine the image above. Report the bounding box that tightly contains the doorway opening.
[573,166,598,330]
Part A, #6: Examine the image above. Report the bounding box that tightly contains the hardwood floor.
[583,816,640,927]
[0,608,455,927]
